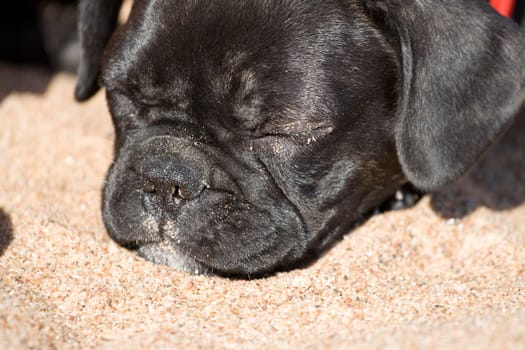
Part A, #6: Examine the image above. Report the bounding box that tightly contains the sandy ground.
[0,63,524,349]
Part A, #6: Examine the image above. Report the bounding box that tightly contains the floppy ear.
[75,0,123,101]
[365,0,525,190]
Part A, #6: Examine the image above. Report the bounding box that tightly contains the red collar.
[491,0,516,17]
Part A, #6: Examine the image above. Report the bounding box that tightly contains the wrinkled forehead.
[104,1,278,78]
[101,0,363,89]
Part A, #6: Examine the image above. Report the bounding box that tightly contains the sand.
[0,63,524,349]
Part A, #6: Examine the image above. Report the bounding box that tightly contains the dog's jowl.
[76,0,525,276]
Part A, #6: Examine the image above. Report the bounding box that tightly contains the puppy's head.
[76,0,525,277]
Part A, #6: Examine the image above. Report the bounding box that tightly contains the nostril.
[178,186,195,200]
[143,181,156,194]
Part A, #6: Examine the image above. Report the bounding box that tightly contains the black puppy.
[76,0,525,277]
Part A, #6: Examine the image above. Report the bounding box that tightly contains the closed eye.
[252,126,334,146]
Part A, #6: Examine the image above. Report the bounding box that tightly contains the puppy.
[76,0,525,277]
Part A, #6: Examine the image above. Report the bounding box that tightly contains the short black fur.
[76,0,525,277]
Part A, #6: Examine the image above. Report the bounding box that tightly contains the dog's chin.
[137,242,211,275]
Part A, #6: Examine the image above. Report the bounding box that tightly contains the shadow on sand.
[430,110,525,218]
[0,63,54,101]
[0,209,13,257]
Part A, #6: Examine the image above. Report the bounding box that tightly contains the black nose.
[140,157,203,200]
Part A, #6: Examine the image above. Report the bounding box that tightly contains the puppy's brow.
[237,70,257,96]
[100,65,190,106]
[99,67,128,92]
